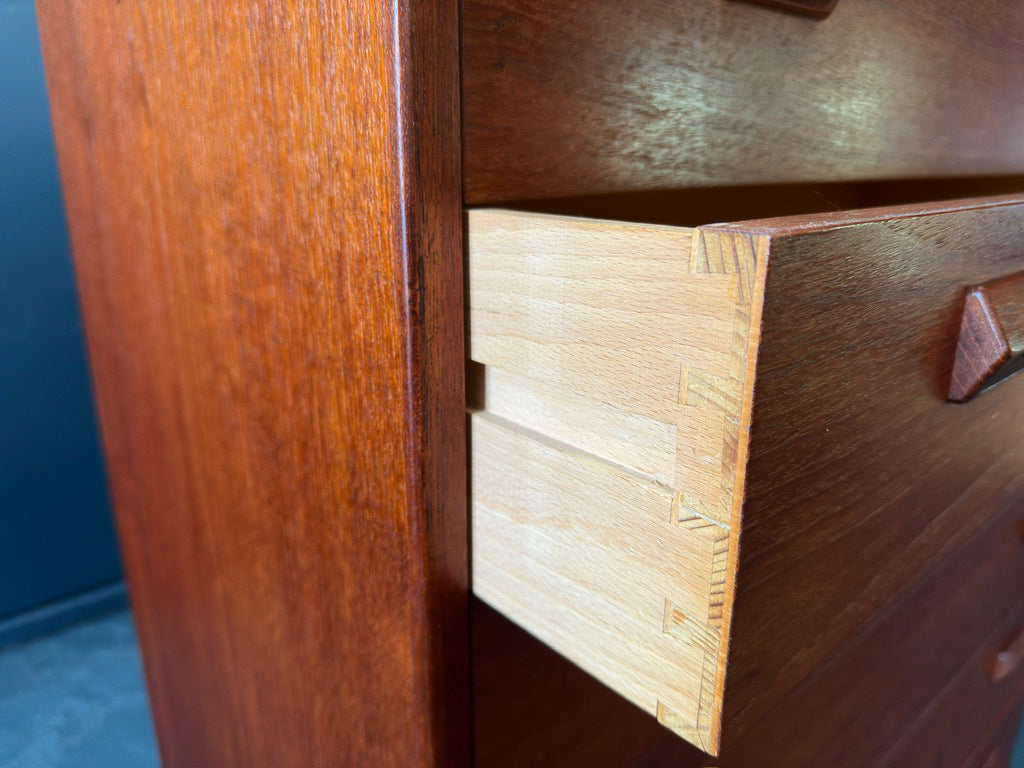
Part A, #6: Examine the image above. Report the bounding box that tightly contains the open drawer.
[467,195,1024,756]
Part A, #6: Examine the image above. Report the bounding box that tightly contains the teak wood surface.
[961,695,1024,768]
[463,0,1024,203]
[35,0,1024,763]
[742,0,839,16]
[949,271,1024,402]
[36,2,468,767]
[709,195,1024,748]
[469,197,1024,764]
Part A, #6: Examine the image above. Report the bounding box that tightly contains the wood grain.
[716,197,1024,752]
[468,195,1024,762]
[463,0,1024,203]
[502,177,1024,232]
[962,697,1024,768]
[950,271,1024,401]
[886,628,1024,768]
[467,210,767,752]
[475,480,1024,768]
[738,0,839,16]
[721,485,1024,767]
[36,2,467,767]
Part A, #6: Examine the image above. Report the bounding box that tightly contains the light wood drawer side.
[467,209,768,753]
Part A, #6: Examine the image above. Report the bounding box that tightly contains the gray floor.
[1,611,1023,767]
[0,611,160,768]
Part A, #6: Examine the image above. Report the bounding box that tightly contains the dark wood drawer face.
[718,491,1024,766]
[724,200,1024,746]
[892,644,1024,768]
[962,696,1024,768]
[463,0,1024,203]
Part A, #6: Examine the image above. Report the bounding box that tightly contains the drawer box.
[469,212,760,752]
[467,196,1024,755]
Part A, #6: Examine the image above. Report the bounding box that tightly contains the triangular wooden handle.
[949,271,1024,402]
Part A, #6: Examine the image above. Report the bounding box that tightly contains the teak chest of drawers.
[37,0,1024,766]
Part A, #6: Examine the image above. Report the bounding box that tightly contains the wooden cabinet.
[35,0,1024,766]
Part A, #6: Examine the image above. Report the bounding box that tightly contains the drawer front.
[723,197,1024,743]
[716,491,1024,766]
[962,697,1024,768]
[468,195,1024,755]
[464,0,1024,203]
[894,651,1024,768]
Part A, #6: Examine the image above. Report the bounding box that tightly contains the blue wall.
[0,0,122,625]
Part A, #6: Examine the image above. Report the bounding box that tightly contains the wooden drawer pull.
[992,628,1024,682]
[739,0,839,17]
[949,270,1024,402]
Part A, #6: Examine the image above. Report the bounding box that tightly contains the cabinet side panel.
[36,2,467,767]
